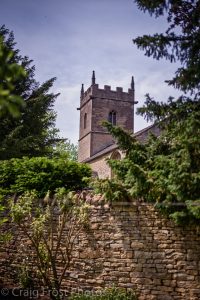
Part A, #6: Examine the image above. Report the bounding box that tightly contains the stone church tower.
[78,71,137,163]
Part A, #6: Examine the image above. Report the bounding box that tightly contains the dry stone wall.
[0,195,200,300]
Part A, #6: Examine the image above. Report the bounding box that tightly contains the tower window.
[84,113,87,129]
[108,111,116,126]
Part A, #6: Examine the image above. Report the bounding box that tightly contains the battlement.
[80,83,134,106]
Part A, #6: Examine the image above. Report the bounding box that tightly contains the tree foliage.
[52,139,78,161]
[101,122,200,224]
[0,156,91,198]
[0,36,26,117]
[0,25,60,159]
[97,1,200,224]
[134,0,200,95]
[0,30,27,242]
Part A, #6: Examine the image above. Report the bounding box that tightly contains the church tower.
[78,71,137,162]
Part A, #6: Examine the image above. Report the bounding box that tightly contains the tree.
[133,0,200,95]
[0,25,60,159]
[96,1,200,224]
[10,189,90,300]
[133,0,200,127]
[52,140,78,161]
[0,33,27,242]
[101,120,200,224]
[0,36,26,117]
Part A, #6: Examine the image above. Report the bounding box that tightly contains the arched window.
[108,111,116,125]
[84,113,87,129]
[110,150,121,178]
[111,151,121,160]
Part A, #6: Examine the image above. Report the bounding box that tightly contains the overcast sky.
[1,0,180,144]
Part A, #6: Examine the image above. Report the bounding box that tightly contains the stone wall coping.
[83,193,159,207]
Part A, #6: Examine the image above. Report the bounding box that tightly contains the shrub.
[10,189,90,299]
[0,156,91,197]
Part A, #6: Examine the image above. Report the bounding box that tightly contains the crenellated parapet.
[80,81,136,109]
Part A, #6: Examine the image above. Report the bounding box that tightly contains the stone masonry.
[78,72,137,162]
[0,195,200,300]
[66,196,200,300]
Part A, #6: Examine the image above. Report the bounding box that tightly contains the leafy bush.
[69,287,137,300]
[0,156,91,197]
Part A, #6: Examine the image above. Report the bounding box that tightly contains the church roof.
[83,123,160,163]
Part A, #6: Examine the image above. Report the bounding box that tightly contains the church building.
[77,71,160,178]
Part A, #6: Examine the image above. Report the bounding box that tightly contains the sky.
[0,0,180,144]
